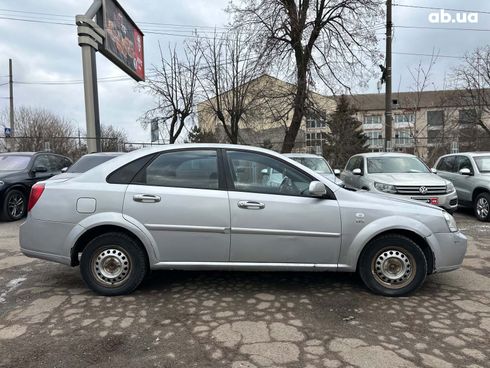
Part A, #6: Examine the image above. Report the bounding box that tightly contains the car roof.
[355,152,416,158]
[0,152,37,156]
[284,153,323,158]
[441,152,490,157]
[82,152,125,157]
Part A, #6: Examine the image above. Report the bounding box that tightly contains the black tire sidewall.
[80,232,147,296]
[474,193,490,222]
[2,189,27,221]
[359,235,427,297]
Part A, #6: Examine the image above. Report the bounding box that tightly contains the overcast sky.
[0,0,489,142]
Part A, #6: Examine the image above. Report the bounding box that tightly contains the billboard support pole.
[77,1,104,153]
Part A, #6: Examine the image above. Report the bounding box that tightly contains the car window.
[367,157,429,174]
[437,156,457,173]
[134,150,219,190]
[293,157,333,173]
[226,150,313,196]
[0,155,31,171]
[345,157,360,172]
[33,155,51,170]
[68,155,118,173]
[107,155,155,184]
[457,156,473,173]
[48,155,67,172]
[474,156,490,173]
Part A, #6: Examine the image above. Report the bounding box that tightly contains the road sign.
[4,127,11,138]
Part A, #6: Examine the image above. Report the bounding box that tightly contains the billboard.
[97,0,145,81]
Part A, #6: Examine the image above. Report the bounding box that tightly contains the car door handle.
[237,201,265,210]
[133,194,161,203]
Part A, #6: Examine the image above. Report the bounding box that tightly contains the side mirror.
[33,166,48,173]
[431,168,437,174]
[61,167,68,173]
[352,168,362,176]
[334,169,341,176]
[309,181,327,197]
[459,168,472,176]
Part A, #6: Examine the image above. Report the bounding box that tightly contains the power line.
[0,82,8,86]
[393,3,490,15]
[395,25,490,32]
[393,51,465,59]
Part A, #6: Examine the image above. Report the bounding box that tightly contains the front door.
[123,149,230,262]
[225,150,342,265]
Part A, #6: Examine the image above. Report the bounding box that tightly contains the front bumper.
[380,191,458,211]
[428,231,467,273]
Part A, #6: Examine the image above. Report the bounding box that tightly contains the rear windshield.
[367,157,430,174]
[291,157,333,173]
[0,155,31,171]
[67,155,118,173]
[474,156,490,173]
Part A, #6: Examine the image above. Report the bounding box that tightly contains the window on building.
[428,129,442,144]
[365,131,383,147]
[459,109,477,126]
[306,118,326,129]
[394,114,415,124]
[427,110,444,128]
[394,129,413,146]
[364,115,382,125]
[306,132,327,147]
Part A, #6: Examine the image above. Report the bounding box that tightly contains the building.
[198,74,490,162]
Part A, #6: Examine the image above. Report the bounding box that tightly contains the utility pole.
[384,0,393,152]
[9,58,14,137]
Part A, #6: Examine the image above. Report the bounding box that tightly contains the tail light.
[28,183,45,212]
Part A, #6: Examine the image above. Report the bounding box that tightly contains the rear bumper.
[428,231,467,273]
[19,216,80,266]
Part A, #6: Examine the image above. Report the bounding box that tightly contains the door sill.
[152,261,344,271]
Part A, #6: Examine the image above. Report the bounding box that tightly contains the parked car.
[20,144,467,297]
[284,153,344,186]
[340,153,458,213]
[51,152,125,180]
[435,152,490,221]
[0,152,72,221]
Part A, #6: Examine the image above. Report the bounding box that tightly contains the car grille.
[395,185,447,195]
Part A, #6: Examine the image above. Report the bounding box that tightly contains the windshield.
[292,157,333,173]
[67,155,118,173]
[367,157,430,174]
[0,155,31,171]
[474,156,490,173]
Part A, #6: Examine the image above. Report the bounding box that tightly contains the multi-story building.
[198,74,490,162]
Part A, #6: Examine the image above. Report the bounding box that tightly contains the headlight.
[446,182,455,193]
[443,211,458,232]
[374,182,397,194]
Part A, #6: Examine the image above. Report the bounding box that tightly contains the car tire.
[358,234,427,297]
[80,232,148,296]
[474,192,490,222]
[1,189,27,221]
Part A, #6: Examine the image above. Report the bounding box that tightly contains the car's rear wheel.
[474,192,490,222]
[1,189,27,221]
[80,232,147,296]
[358,234,427,297]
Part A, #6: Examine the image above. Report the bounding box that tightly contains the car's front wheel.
[1,189,27,221]
[474,192,490,222]
[80,232,148,296]
[358,234,427,297]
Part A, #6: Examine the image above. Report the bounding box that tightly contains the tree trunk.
[281,64,308,153]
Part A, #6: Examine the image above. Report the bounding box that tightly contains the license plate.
[413,198,439,205]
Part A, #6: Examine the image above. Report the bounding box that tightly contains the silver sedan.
[20,144,467,297]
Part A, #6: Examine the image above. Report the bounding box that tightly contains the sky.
[0,0,489,143]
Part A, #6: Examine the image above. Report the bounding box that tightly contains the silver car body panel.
[20,144,466,275]
[435,152,490,207]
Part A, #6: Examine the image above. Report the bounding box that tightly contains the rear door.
[224,149,341,265]
[122,149,231,262]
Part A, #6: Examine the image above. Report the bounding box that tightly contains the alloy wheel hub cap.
[477,198,489,218]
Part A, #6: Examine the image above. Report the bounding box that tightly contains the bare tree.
[4,107,77,157]
[100,125,128,152]
[453,46,490,137]
[229,0,383,152]
[197,30,268,144]
[141,41,200,143]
